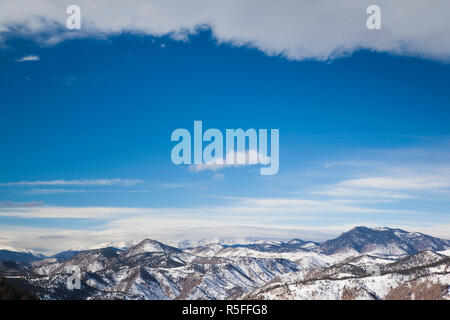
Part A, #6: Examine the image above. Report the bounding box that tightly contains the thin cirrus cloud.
[0,178,143,187]
[15,55,40,62]
[312,187,413,200]
[339,176,450,191]
[311,170,450,201]
[0,200,44,208]
[0,197,423,220]
[310,146,450,200]
[1,1,450,62]
[0,206,156,219]
[22,189,87,195]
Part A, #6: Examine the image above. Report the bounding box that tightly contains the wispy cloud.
[0,195,424,220]
[339,175,450,191]
[0,201,43,208]
[23,189,87,195]
[230,197,421,215]
[312,146,450,201]
[15,55,39,62]
[312,187,413,199]
[0,206,155,219]
[0,178,143,187]
[160,182,204,189]
[313,168,450,204]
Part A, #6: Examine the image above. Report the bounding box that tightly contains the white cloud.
[2,218,450,254]
[0,206,155,219]
[339,175,450,190]
[189,157,227,172]
[15,55,39,62]
[1,1,450,62]
[0,195,423,220]
[189,149,270,172]
[312,187,413,199]
[0,178,143,187]
[232,197,421,215]
[314,148,450,200]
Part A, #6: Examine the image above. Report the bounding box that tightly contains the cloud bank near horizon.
[0,178,143,187]
[1,221,450,255]
[1,0,450,62]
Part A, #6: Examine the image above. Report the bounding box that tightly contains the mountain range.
[0,226,449,300]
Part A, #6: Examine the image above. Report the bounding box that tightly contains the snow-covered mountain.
[318,226,450,256]
[244,250,450,300]
[0,246,46,263]
[0,226,449,300]
[186,226,450,258]
[21,239,300,300]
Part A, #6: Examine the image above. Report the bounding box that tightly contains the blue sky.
[1,2,450,252]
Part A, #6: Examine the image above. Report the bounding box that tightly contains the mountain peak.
[348,226,395,233]
[122,238,181,257]
[287,239,306,245]
[0,246,46,263]
[320,226,450,256]
[0,245,44,257]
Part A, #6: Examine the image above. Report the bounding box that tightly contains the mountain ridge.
[0,226,449,300]
[1,226,449,263]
